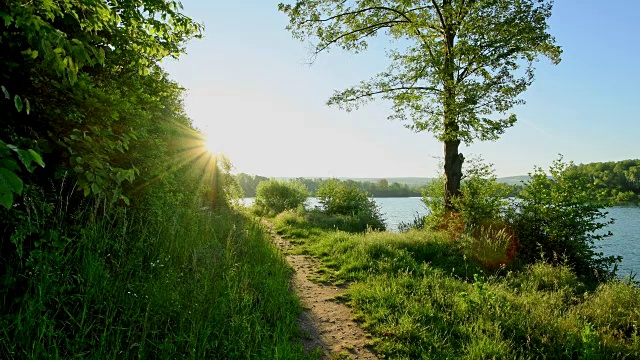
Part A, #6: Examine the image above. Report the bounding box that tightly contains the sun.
[200,129,219,155]
[204,134,217,154]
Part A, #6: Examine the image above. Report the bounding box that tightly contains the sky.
[163,1,640,179]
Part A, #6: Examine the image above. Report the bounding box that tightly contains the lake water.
[242,197,639,276]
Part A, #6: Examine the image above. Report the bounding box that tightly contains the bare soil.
[265,223,379,360]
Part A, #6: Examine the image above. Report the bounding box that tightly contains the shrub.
[508,157,621,280]
[397,212,428,232]
[254,179,308,215]
[315,179,385,231]
[422,157,512,236]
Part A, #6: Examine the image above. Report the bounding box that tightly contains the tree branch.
[341,86,441,103]
[314,20,408,54]
[305,5,432,25]
[431,0,446,30]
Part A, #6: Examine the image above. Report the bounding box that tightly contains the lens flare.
[204,133,218,155]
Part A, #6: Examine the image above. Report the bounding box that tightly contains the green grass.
[272,212,640,359]
[1,203,309,359]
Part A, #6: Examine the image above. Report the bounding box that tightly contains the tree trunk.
[441,0,462,210]
[443,138,463,210]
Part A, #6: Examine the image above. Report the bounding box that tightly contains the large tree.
[279,0,561,208]
[0,0,203,205]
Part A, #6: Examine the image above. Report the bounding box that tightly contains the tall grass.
[1,195,308,359]
[273,214,640,359]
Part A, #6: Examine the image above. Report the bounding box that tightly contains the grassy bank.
[1,201,307,359]
[273,210,640,359]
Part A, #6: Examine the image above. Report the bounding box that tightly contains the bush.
[254,179,308,215]
[508,157,621,280]
[315,179,385,231]
[422,157,512,235]
[397,212,428,232]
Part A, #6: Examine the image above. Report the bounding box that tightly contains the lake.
[242,197,639,276]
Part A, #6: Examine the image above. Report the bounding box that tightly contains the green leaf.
[0,158,19,172]
[91,183,100,195]
[14,95,23,112]
[1,13,13,27]
[1,86,8,99]
[16,150,35,172]
[25,98,30,115]
[0,168,23,195]
[15,149,44,172]
[0,191,12,209]
[96,48,105,65]
[27,149,44,167]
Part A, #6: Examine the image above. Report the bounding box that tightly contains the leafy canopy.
[279,0,561,143]
[0,0,203,206]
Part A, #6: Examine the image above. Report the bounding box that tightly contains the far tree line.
[566,159,640,204]
[236,158,640,205]
[235,174,425,198]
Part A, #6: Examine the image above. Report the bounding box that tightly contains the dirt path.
[265,223,379,360]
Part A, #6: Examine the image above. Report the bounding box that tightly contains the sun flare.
[202,130,219,155]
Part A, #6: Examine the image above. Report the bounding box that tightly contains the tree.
[316,179,385,230]
[255,179,309,214]
[377,178,389,188]
[279,0,561,208]
[0,0,203,204]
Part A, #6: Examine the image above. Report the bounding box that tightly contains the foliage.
[310,177,422,197]
[397,212,428,232]
[0,191,308,358]
[238,175,425,199]
[316,179,386,231]
[279,0,561,205]
[565,159,640,205]
[0,1,311,357]
[462,223,518,269]
[508,157,621,280]
[272,216,640,359]
[455,158,512,227]
[573,281,640,339]
[255,179,308,215]
[0,140,44,209]
[235,173,269,197]
[0,0,203,207]
[422,157,512,233]
[213,155,243,207]
[0,85,43,209]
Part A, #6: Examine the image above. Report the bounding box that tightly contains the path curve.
[264,222,379,360]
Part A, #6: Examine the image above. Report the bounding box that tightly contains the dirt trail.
[265,223,379,360]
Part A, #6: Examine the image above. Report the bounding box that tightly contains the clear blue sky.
[163,1,640,178]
